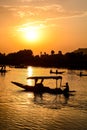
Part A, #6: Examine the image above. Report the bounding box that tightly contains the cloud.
[12,4,87,21]
[0,3,87,28]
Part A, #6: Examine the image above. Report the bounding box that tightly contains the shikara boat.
[11,81,64,94]
[11,76,75,95]
[50,70,65,74]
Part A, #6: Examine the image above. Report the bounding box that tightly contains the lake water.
[0,66,87,130]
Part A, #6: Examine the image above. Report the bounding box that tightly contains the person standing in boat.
[80,71,82,76]
[63,82,69,93]
[56,69,58,74]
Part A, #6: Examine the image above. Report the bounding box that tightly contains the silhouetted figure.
[34,78,44,93]
[50,69,52,73]
[80,71,82,76]
[56,69,58,74]
[63,82,69,93]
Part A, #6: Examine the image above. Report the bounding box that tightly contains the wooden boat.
[11,81,75,95]
[79,72,87,76]
[50,70,65,74]
[11,76,75,95]
[11,81,64,94]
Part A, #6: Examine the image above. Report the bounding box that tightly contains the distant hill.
[73,48,87,55]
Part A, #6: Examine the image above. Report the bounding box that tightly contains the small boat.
[11,81,62,94]
[11,81,75,95]
[50,69,65,74]
[11,76,75,96]
[80,72,87,76]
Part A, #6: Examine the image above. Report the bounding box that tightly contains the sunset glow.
[16,25,42,43]
[0,0,87,54]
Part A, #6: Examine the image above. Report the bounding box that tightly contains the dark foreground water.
[0,66,87,130]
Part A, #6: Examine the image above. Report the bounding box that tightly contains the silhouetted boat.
[11,75,75,95]
[11,81,75,95]
[79,72,87,76]
[50,70,65,74]
[11,81,64,94]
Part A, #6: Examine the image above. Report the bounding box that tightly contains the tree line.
[0,49,87,69]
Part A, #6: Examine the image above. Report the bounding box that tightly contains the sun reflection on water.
[27,66,34,86]
[27,66,33,76]
[27,93,34,100]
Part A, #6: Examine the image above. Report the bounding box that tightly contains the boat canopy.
[27,76,62,88]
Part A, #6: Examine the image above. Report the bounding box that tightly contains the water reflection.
[27,66,33,86]
[15,88,73,109]
[27,66,33,77]
[0,72,6,76]
[34,93,43,102]
[33,92,73,109]
[0,67,87,130]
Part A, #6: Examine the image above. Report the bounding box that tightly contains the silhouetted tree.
[0,48,87,69]
[58,51,62,55]
[51,50,55,55]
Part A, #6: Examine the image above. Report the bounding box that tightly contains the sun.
[24,28,38,42]
[17,25,41,43]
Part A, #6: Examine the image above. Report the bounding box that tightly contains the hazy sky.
[0,0,87,55]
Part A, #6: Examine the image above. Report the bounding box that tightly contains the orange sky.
[0,0,87,55]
